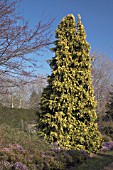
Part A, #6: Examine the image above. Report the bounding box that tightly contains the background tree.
[29,90,39,110]
[92,54,113,120]
[0,0,53,95]
[28,75,46,109]
[38,14,102,153]
[0,75,46,108]
[104,85,113,121]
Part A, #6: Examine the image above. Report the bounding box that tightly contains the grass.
[0,107,37,128]
[0,125,49,152]
[0,107,49,152]
[74,151,113,170]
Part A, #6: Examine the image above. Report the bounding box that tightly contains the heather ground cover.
[1,107,113,170]
[0,107,89,169]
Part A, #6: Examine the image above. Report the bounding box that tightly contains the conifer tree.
[38,14,102,153]
[105,86,113,121]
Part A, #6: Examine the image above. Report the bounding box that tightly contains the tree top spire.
[78,14,81,21]
[77,13,86,39]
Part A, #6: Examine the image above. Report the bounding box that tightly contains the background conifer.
[104,86,113,121]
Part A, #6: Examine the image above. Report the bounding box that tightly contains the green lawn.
[74,151,113,170]
[0,106,37,128]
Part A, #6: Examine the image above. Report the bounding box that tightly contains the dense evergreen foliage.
[104,86,113,121]
[38,14,102,153]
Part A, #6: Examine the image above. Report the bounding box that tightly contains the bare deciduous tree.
[92,54,113,118]
[0,0,53,95]
[1,75,47,108]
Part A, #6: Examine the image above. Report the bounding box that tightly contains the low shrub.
[0,144,38,169]
[102,135,112,142]
[98,121,113,138]
[61,149,89,168]
[0,144,89,170]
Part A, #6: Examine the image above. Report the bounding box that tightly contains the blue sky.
[17,0,113,75]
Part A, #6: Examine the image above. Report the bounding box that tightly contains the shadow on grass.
[73,151,113,170]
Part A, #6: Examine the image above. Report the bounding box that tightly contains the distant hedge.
[0,107,37,128]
